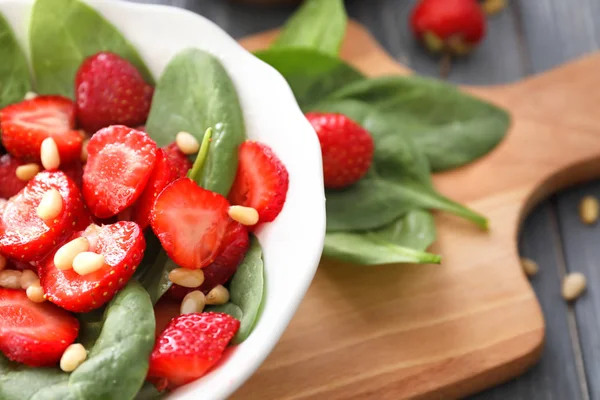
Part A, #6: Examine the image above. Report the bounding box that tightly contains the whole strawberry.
[410,0,486,55]
[305,112,374,189]
[75,52,154,133]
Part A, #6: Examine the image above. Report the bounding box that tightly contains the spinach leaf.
[254,48,363,110]
[272,0,347,56]
[139,249,178,305]
[206,235,263,344]
[326,76,510,172]
[146,48,245,196]
[29,0,152,98]
[0,13,31,108]
[134,382,165,400]
[378,209,437,251]
[0,282,155,400]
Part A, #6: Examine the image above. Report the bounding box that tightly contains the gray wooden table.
[129,1,600,398]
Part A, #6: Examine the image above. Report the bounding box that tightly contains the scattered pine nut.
[175,131,200,155]
[481,0,506,16]
[37,189,63,221]
[20,269,39,289]
[562,272,587,301]
[24,91,38,100]
[180,290,206,314]
[60,343,87,372]
[72,252,105,276]
[80,139,89,163]
[168,268,204,288]
[579,196,599,225]
[40,137,61,170]
[520,257,538,277]
[0,270,22,289]
[205,285,230,305]
[15,163,40,181]
[0,254,7,271]
[228,205,259,226]
[26,281,46,303]
[54,237,89,271]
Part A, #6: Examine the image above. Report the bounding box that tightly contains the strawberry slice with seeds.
[0,96,83,163]
[150,178,230,270]
[163,143,192,178]
[0,154,28,199]
[131,149,178,229]
[228,140,289,223]
[83,125,157,218]
[0,171,91,262]
[40,221,145,312]
[148,312,239,389]
[168,221,249,300]
[0,288,79,367]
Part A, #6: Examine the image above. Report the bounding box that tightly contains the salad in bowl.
[0,0,326,398]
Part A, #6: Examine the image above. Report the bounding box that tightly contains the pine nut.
[0,270,22,289]
[24,91,38,100]
[0,254,6,271]
[520,257,538,277]
[54,237,89,271]
[481,0,506,16]
[20,269,38,289]
[562,272,587,301]
[37,189,63,221]
[579,196,599,225]
[205,285,230,305]
[60,343,87,372]
[40,137,60,170]
[228,205,259,226]
[26,281,46,303]
[16,164,40,181]
[175,131,200,155]
[81,139,89,162]
[168,268,204,288]
[72,252,105,276]
[180,290,206,314]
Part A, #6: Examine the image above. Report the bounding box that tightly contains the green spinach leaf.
[139,249,178,305]
[146,48,245,196]
[29,0,153,98]
[0,13,31,108]
[272,0,347,56]
[134,382,164,400]
[378,209,437,251]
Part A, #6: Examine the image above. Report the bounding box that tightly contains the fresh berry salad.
[0,0,289,397]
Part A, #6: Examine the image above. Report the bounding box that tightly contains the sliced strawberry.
[0,288,79,367]
[40,221,145,312]
[168,221,249,300]
[131,149,178,230]
[62,160,84,189]
[83,126,157,218]
[228,141,288,224]
[0,171,90,262]
[153,297,181,338]
[0,96,83,163]
[148,312,239,389]
[6,259,37,272]
[150,178,230,270]
[0,154,27,199]
[163,143,192,178]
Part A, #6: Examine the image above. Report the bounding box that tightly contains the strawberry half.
[0,171,91,262]
[0,288,79,367]
[83,126,157,218]
[148,312,240,390]
[150,178,230,270]
[228,140,288,224]
[0,154,27,199]
[163,143,193,178]
[131,149,178,230]
[75,52,154,133]
[168,221,249,300]
[40,221,145,312]
[0,96,83,163]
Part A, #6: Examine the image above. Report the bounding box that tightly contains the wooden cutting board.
[233,22,600,399]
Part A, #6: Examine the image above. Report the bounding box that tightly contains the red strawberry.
[410,0,486,55]
[131,149,178,229]
[6,259,37,272]
[0,96,83,163]
[83,126,157,218]
[148,312,240,389]
[168,222,249,300]
[0,288,79,367]
[151,178,230,270]
[75,52,154,133]
[40,221,145,312]
[153,297,181,338]
[0,154,27,199]
[305,112,374,189]
[62,160,84,188]
[228,141,289,223]
[163,143,192,178]
[0,171,91,262]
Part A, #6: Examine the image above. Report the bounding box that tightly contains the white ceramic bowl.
[0,1,326,398]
